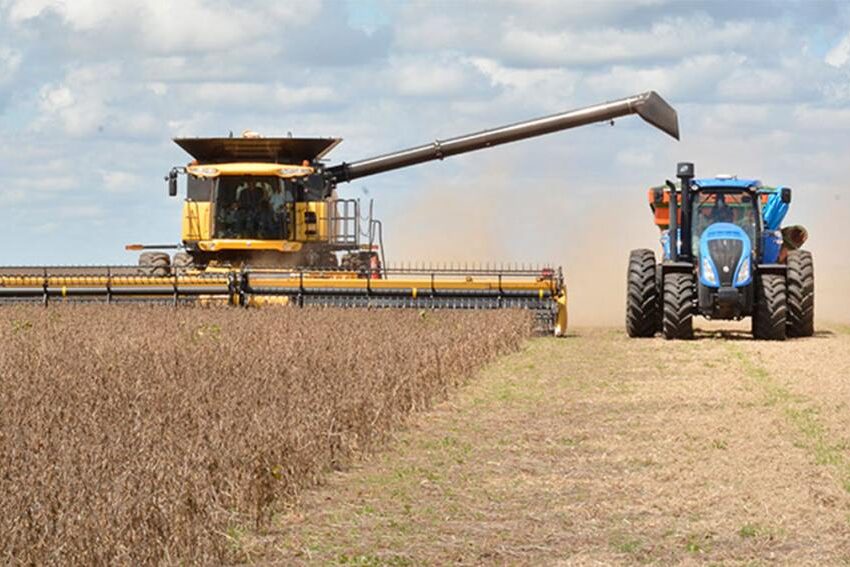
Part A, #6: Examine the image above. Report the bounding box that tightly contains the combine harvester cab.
[626,163,813,341]
[1,92,681,336]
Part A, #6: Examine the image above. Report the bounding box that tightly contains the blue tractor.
[626,162,814,340]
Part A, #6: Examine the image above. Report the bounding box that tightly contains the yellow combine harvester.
[0,92,679,335]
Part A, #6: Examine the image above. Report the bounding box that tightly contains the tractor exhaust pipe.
[328,91,679,182]
[666,179,679,262]
[677,162,695,262]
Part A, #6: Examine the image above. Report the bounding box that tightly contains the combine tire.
[752,273,786,341]
[172,252,194,274]
[139,252,171,276]
[662,272,694,340]
[626,249,660,337]
[322,252,339,269]
[786,250,814,337]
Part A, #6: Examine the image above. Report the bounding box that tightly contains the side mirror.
[166,169,178,197]
[781,187,792,204]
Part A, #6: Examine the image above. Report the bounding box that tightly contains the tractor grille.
[707,239,743,286]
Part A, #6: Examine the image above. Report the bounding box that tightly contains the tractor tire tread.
[753,273,787,341]
[662,272,694,340]
[786,250,814,337]
[626,249,660,337]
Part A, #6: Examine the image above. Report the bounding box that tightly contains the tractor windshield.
[691,190,758,254]
[213,176,293,240]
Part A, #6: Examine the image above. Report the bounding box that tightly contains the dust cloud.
[804,197,850,324]
[385,163,654,327]
[385,165,850,327]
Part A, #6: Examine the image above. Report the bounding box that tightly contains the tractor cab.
[689,179,763,319]
[690,184,760,255]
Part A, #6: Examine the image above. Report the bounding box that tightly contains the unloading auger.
[0,92,679,335]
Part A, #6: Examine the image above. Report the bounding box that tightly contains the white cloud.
[616,148,656,169]
[793,105,850,131]
[35,63,165,137]
[583,54,742,102]
[5,0,323,54]
[186,82,269,106]
[39,84,73,110]
[37,63,121,136]
[825,33,850,67]
[147,82,168,96]
[38,81,106,136]
[171,82,338,111]
[13,175,79,192]
[5,0,55,23]
[56,204,105,220]
[396,7,776,68]
[467,57,579,92]
[101,170,143,193]
[387,56,490,98]
[273,85,338,108]
[392,60,470,97]
[0,47,22,83]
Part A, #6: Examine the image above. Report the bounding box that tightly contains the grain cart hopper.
[0,92,680,336]
[626,162,813,340]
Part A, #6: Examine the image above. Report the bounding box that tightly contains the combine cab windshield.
[691,191,758,254]
[214,176,293,239]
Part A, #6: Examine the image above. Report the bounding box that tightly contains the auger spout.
[326,91,679,183]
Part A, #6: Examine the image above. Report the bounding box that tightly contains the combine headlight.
[736,257,751,285]
[702,256,717,285]
[278,166,313,177]
[188,166,220,177]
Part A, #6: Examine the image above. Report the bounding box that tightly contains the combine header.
[1,92,680,335]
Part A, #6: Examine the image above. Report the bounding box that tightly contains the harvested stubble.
[0,305,530,565]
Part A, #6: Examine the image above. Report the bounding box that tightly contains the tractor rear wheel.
[786,250,814,337]
[662,272,694,340]
[752,273,786,341]
[139,251,171,276]
[626,249,660,337]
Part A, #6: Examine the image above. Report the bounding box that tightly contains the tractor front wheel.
[662,272,695,340]
[752,273,787,341]
[786,250,814,337]
[626,249,660,337]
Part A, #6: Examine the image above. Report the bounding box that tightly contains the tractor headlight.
[736,256,751,285]
[702,256,717,285]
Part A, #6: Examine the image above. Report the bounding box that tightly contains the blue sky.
[1,0,849,322]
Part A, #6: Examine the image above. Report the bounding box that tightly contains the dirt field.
[261,322,850,565]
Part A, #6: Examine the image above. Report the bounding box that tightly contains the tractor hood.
[699,223,752,288]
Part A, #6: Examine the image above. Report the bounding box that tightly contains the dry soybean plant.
[0,305,530,564]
